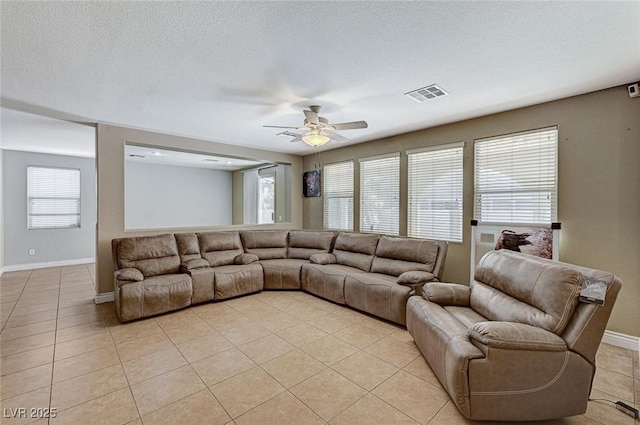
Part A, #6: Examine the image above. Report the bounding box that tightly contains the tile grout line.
[47,266,62,424]
[0,270,33,334]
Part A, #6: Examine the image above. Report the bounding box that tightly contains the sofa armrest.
[234,253,259,265]
[180,258,210,271]
[397,271,436,285]
[309,253,336,265]
[114,268,144,282]
[422,282,470,307]
[469,321,567,352]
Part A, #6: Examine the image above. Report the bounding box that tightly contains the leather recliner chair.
[406,249,622,421]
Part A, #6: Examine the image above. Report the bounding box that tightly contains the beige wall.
[96,124,303,295]
[303,86,640,337]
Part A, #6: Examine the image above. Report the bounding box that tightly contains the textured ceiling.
[1,1,639,157]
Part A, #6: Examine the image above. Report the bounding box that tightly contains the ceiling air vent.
[128,154,145,158]
[405,84,448,103]
[202,158,219,162]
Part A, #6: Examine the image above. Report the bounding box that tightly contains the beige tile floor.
[0,264,638,425]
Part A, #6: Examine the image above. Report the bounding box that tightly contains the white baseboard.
[602,330,639,352]
[2,257,95,273]
[94,291,115,304]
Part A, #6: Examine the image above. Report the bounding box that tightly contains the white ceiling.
[125,144,267,171]
[1,1,639,157]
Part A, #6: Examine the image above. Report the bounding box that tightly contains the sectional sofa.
[112,229,448,323]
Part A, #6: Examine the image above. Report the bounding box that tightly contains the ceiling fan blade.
[331,120,368,130]
[263,125,304,129]
[304,109,319,125]
[322,129,349,142]
[289,135,304,143]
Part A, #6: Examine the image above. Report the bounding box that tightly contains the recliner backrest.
[332,232,379,272]
[287,230,336,259]
[471,250,582,335]
[175,233,202,263]
[240,230,288,259]
[370,236,439,277]
[116,234,180,277]
[198,231,243,267]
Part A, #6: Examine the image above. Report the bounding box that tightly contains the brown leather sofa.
[405,249,623,421]
[112,230,448,323]
[303,232,447,324]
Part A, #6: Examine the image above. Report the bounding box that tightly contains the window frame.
[359,153,400,235]
[473,126,558,225]
[323,160,354,231]
[407,142,464,243]
[27,165,82,230]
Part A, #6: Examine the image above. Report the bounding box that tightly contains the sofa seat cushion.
[443,306,487,329]
[344,273,412,325]
[301,263,367,304]
[117,273,192,322]
[212,263,264,300]
[261,259,307,289]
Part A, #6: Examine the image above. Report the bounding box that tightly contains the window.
[258,172,275,224]
[323,161,353,230]
[474,127,558,224]
[359,154,399,235]
[408,143,463,242]
[27,166,81,229]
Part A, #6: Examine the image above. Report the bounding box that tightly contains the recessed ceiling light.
[151,151,163,156]
[225,160,232,164]
[405,84,448,103]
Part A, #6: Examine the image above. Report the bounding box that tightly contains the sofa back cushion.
[370,236,439,277]
[175,233,202,262]
[332,232,379,272]
[240,230,288,260]
[288,230,336,259]
[471,250,582,335]
[198,231,243,267]
[117,234,180,277]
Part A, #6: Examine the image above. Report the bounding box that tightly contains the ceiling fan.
[264,105,368,147]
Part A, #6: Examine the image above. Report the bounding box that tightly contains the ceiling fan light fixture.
[302,131,330,147]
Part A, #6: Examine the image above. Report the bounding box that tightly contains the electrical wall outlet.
[28,249,36,256]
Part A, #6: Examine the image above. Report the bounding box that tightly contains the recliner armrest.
[422,282,470,306]
[397,271,435,285]
[114,267,144,282]
[469,321,567,352]
[180,258,210,271]
[234,253,259,265]
[309,253,337,265]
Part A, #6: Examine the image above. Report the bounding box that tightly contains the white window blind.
[474,127,558,224]
[408,143,463,242]
[359,154,399,235]
[27,166,81,229]
[323,161,354,230]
